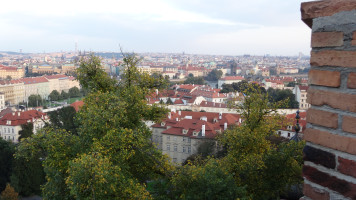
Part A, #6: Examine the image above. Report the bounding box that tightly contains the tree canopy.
[220,86,304,199]
[28,94,43,107]
[15,53,172,199]
[183,76,206,85]
[205,69,223,81]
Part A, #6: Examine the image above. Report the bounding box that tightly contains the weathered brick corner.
[301,0,356,199]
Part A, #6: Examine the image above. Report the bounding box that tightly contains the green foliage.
[49,90,60,101]
[205,69,223,81]
[0,138,15,192]
[15,54,172,199]
[10,154,45,197]
[15,128,82,200]
[286,82,296,87]
[161,159,248,200]
[0,184,18,200]
[220,87,304,199]
[47,106,78,134]
[150,73,170,90]
[28,94,43,107]
[267,88,299,108]
[166,98,173,105]
[184,76,206,85]
[76,54,117,93]
[61,90,69,100]
[18,123,33,141]
[220,80,265,94]
[69,87,81,98]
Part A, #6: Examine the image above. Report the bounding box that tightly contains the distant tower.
[19,49,22,53]
[75,42,78,55]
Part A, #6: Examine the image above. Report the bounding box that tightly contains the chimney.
[178,110,181,116]
[176,118,179,121]
[18,112,20,117]
[156,89,158,95]
[168,112,171,119]
[202,124,205,137]
[224,122,227,130]
[219,112,222,120]
[12,112,15,116]
[239,118,242,123]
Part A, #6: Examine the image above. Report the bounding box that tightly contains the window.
[288,132,291,137]
[188,147,191,153]
[167,136,170,141]
[183,137,186,142]
[183,146,186,153]
[166,144,170,151]
[12,129,14,133]
[174,145,177,152]
[174,136,177,141]
[8,128,10,133]
[188,138,191,143]
[173,158,177,163]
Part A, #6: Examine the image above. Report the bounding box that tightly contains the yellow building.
[0,80,25,105]
[0,65,25,79]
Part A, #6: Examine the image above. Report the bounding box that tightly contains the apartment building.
[0,110,49,143]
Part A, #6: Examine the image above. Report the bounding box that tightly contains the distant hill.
[94,52,123,59]
[0,51,28,55]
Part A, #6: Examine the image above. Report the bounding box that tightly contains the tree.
[184,76,206,85]
[0,138,14,192]
[5,76,12,81]
[166,98,173,105]
[287,82,296,87]
[10,155,45,197]
[28,94,42,107]
[69,86,81,98]
[47,106,78,135]
[15,54,172,199]
[0,184,18,200]
[205,69,223,81]
[49,90,60,101]
[166,159,248,200]
[220,87,304,199]
[60,90,69,100]
[18,123,34,141]
[267,88,299,108]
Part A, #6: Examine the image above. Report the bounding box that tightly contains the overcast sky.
[0,0,313,56]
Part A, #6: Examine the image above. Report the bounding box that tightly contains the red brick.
[311,32,344,47]
[303,183,330,200]
[342,116,356,134]
[303,165,356,199]
[338,157,356,179]
[301,0,356,28]
[311,50,356,68]
[352,32,356,46]
[303,145,336,169]
[308,70,340,87]
[347,73,356,89]
[307,88,356,113]
[307,108,338,129]
[304,128,356,155]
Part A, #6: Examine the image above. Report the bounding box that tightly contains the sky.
[0,0,313,56]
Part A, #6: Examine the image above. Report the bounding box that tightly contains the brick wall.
[301,1,356,199]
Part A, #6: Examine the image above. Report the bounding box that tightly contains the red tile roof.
[70,101,84,112]
[20,77,48,84]
[44,74,68,79]
[0,110,47,126]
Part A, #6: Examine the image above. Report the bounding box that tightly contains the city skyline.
[1,0,312,56]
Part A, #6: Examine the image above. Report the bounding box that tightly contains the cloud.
[190,24,311,56]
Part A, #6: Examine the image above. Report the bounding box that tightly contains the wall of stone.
[301,1,356,199]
